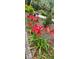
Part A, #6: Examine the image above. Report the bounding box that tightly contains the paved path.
[25,32,32,59]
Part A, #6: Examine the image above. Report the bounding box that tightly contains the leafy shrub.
[25,5,34,14]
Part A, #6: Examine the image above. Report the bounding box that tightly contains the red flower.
[26,15,39,22]
[27,15,33,19]
[32,24,43,35]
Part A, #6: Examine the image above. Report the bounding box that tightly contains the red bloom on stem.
[26,14,39,22]
[32,24,43,35]
[26,14,33,19]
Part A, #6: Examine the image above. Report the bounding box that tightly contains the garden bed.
[25,13,54,59]
[25,0,54,59]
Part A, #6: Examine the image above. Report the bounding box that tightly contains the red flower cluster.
[32,24,43,35]
[26,14,39,22]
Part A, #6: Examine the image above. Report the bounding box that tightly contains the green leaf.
[38,48,42,59]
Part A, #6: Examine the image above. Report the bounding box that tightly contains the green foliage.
[31,0,54,12]
[25,0,31,5]
[39,10,47,16]
[28,33,54,59]
[25,5,34,14]
[43,14,53,27]
[31,2,41,11]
